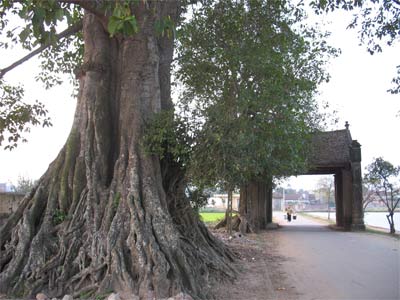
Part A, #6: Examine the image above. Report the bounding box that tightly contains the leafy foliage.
[0,1,83,148]
[176,0,337,190]
[107,2,139,37]
[142,110,212,210]
[0,0,83,76]
[52,209,67,225]
[364,157,400,233]
[155,15,176,38]
[142,110,193,166]
[0,1,179,149]
[365,158,400,188]
[0,79,51,150]
[186,185,210,212]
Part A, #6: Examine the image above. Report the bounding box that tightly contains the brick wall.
[0,192,24,216]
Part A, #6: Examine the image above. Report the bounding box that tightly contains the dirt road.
[214,214,399,300]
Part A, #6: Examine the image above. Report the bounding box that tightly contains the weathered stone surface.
[36,293,49,300]
[62,295,73,300]
[0,192,24,215]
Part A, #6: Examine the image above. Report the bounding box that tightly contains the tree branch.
[363,199,373,211]
[394,197,400,210]
[0,20,83,79]
[376,190,390,211]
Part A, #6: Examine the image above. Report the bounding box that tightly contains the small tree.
[11,176,36,194]
[315,176,334,219]
[364,158,400,234]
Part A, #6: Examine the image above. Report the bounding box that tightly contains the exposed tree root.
[0,144,237,299]
[214,213,253,234]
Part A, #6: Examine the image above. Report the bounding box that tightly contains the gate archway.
[240,123,365,231]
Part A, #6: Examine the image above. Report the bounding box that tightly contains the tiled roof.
[308,129,353,167]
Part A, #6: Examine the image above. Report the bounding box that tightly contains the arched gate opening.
[240,123,365,231]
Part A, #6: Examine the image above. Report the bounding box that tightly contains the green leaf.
[155,16,175,38]
[32,7,46,24]
[155,19,163,36]
[108,16,123,37]
[18,7,30,19]
[108,14,138,37]
[19,27,30,43]
[55,8,64,21]
[122,16,138,36]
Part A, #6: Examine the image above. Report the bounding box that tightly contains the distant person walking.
[286,206,293,222]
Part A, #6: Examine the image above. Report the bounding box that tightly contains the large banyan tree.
[0,1,236,298]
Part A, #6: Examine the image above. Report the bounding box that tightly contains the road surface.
[273,214,400,300]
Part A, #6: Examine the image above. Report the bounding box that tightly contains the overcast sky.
[0,9,399,191]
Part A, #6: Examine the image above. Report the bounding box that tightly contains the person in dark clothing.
[286,206,293,222]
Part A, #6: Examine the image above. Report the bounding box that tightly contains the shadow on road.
[278,224,331,232]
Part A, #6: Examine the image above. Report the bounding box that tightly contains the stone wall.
[0,192,24,217]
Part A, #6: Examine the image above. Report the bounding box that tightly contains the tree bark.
[239,180,271,233]
[0,4,235,299]
[227,190,233,236]
[387,213,396,234]
[215,180,272,234]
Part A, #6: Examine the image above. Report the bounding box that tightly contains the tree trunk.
[239,180,272,232]
[0,5,235,299]
[387,213,396,234]
[226,190,233,236]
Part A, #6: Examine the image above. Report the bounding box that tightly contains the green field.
[199,212,226,223]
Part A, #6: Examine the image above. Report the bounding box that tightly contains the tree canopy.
[1,0,399,151]
[175,0,337,191]
[364,157,400,233]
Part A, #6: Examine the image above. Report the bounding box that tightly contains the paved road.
[273,214,400,300]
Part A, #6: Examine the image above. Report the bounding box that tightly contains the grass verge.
[301,212,399,238]
[299,212,336,225]
[200,212,226,223]
[364,226,400,239]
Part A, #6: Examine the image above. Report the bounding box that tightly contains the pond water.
[305,212,400,231]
